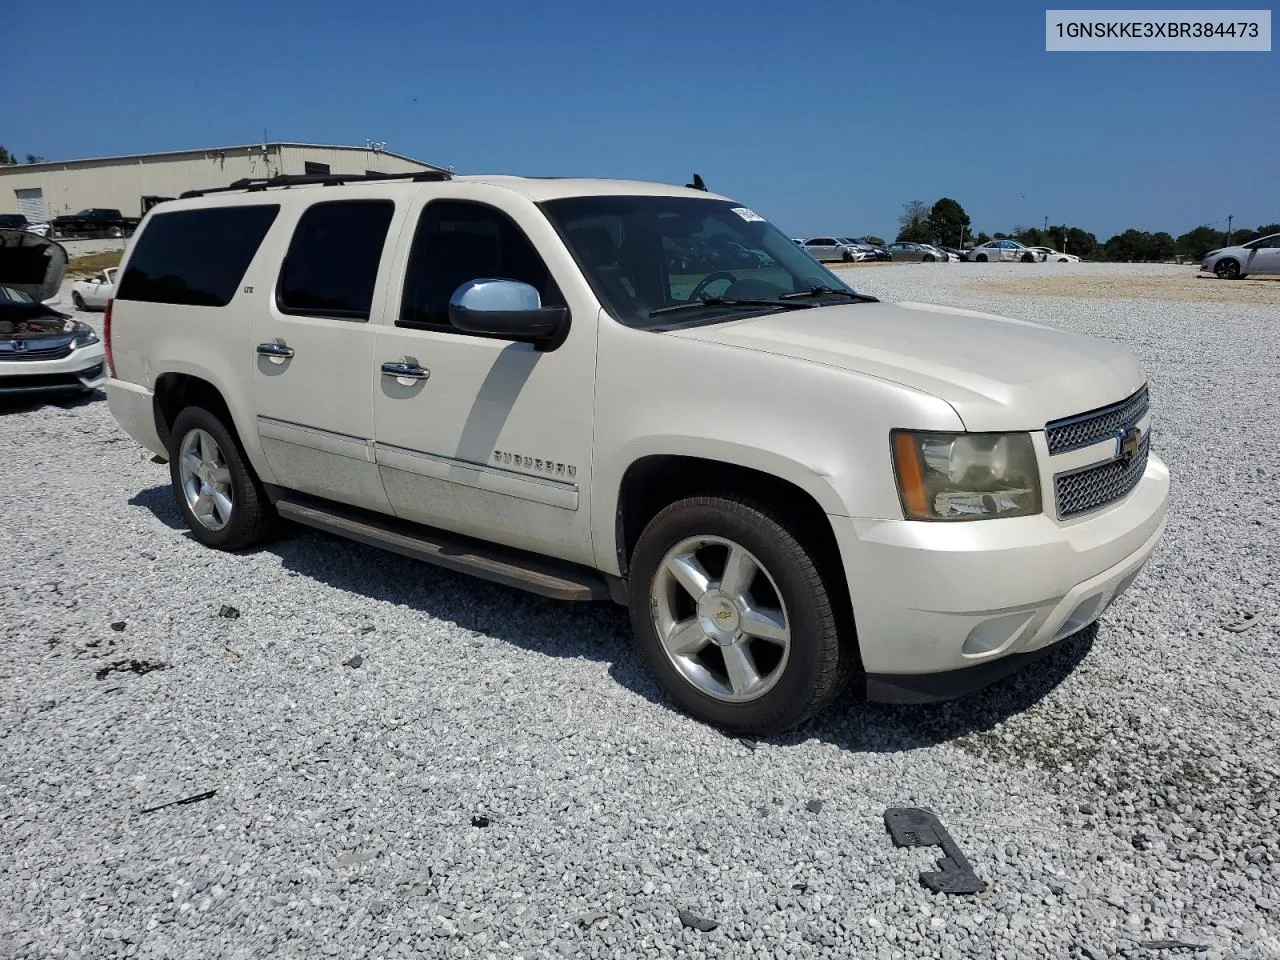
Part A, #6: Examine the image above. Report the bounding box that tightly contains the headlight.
[73,323,99,347]
[892,430,1042,520]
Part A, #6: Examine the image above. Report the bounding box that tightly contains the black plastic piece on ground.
[138,789,217,815]
[218,604,240,619]
[471,815,490,828]
[884,807,986,894]
[1136,941,1209,952]
[865,641,1060,704]
[677,908,719,932]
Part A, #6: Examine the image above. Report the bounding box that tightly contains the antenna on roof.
[686,173,707,191]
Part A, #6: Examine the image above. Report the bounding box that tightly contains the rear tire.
[923,254,935,262]
[628,495,852,734]
[168,406,275,551]
[1021,252,1035,263]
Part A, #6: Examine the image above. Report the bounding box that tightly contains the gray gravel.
[3,263,1279,959]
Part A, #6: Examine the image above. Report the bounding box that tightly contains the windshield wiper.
[648,296,816,318]
[780,285,880,303]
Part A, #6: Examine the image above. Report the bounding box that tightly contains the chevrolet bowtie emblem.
[715,610,733,621]
[1120,425,1142,458]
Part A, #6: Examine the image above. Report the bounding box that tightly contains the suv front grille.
[1054,434,1150,519]
[1045,385,1149,455]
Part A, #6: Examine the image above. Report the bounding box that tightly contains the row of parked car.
[0,209,139,240]
[793,236,1083,264]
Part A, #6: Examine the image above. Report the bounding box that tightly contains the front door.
[1246,235,1280,275]
[252,197,403,513]
[371,195,598,566]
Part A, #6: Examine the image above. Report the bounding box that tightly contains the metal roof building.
[0,143,447,222]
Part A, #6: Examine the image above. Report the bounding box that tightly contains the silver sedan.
[1201,233,1280,279]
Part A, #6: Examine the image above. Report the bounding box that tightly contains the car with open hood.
[103,171,1168,734]
[0,230,107,396]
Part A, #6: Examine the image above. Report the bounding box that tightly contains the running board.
[274,496,611,602]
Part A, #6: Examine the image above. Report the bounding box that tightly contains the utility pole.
[1227,214,1233,245]
[1044,215,1048,236]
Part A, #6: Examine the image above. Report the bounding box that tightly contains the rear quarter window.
[117,205,279,307]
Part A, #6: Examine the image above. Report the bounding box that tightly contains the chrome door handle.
[381,360,430,381]
[257,339,295,359]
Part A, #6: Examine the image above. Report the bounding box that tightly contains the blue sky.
[8,0,1275,239]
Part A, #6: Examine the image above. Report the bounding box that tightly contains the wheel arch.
[152,371,249,463]
[609,450,847,583]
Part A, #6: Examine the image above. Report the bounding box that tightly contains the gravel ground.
[3,264,1278,959]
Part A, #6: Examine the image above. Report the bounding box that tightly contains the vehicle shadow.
[128,483,185,530]
[126,483,1096,754]
[0,388,102,415]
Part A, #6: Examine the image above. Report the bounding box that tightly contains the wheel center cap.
[696,591,740,644]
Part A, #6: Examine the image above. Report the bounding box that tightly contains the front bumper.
[834,453,1170,699]
[0,344,107,395]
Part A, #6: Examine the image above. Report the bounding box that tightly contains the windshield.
[541,195,856,329]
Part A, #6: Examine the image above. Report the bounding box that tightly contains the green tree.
[1175,226,1227,261]
[925,197,971,248]
[1101,229,1175,262]
[0,146,16,165]
[23,154,44,164]
[1059,226,1098,258]
[896,200,930,242]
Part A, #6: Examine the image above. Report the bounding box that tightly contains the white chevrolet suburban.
[104,171,1169,733]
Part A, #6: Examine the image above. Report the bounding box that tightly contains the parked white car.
[1030,247,1081,263]
[970,240,1045,263]
[1200,233,1280,279]
[71,268,118,311]
[104,171,1169,734]
[0,230,107,396]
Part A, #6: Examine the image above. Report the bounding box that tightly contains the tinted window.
[278,200,394,320]
[304,161,331,176]
[117,205,279,307]
[399,201,563,330]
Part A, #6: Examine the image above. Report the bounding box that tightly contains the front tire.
[923,254,935,262]
[168,406,274,550]
[1215,258,1241,279]
[628,496,851,734]
[975,253,988,262]
[1021,252,1035,263]
[71,291,85,310]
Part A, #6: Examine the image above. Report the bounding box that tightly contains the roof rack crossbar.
[179,169,451,199]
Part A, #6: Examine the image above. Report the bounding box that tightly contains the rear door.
[370,194,598,566]
[805,237,835,261]
[251,197,403,512]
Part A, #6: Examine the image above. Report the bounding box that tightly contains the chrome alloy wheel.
[178,428,234,531]
[650,536,792,703]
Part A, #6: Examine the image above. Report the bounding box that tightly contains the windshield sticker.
[730,207,765,222]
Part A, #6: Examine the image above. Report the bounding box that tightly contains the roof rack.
[180,169,451,199]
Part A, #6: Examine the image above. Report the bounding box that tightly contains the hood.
[672,300,1144,432]
[0,229,68,303]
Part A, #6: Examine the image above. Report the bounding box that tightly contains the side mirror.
[448,279,569,351]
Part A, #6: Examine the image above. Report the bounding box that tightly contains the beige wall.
[0,146,442,219]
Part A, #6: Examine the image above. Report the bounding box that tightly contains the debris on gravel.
[2,263,1278,958]
[678,908,720,932]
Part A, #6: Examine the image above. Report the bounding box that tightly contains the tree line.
[897,197,1278,262]
[0,146,44,164]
